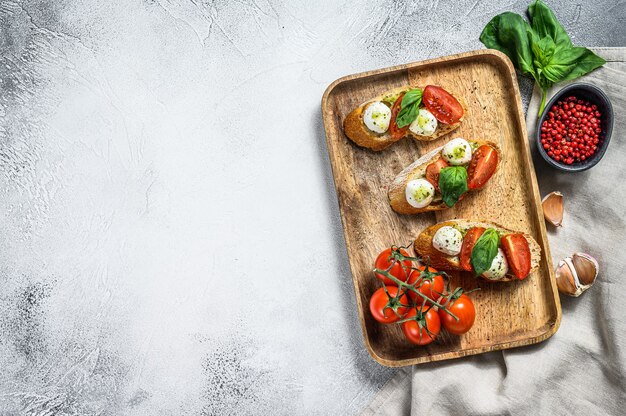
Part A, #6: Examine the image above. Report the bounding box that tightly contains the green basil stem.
[374,268,459,322]
[538,89,548,119]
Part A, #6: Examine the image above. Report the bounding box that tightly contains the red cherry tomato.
[467,145,498,190]
[406,266,444,305]
[438,294,476,335]
[389,93,409,139]
[459,227,486,272]
[374,247,413,285]
[425,158,449,192]
[423,85,464,125]
[369,286,409,324]
[501,234,531,279]
[402,305,441,345]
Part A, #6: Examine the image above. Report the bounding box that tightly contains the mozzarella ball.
[405,179,435,209]
[409,108,438,136]
[432,226,463,256]
[442,138,472,165]
[482,248,510,280]
[363,101,391,134]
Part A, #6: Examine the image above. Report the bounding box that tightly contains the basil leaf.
[438,166,468,208]
[480,0,605,118]
[547,47,606,82]
[531,35,556,69]
[396,88,423,128]
[479,12,536,77]
[470,228,500,277]
[402,89,422,107]
[528,0,571,51]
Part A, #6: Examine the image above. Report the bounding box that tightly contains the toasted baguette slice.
[388,140,501,214]
[343,86,468,151]
[413,220,541,282]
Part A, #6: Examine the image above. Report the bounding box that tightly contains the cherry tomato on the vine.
[402,305,441,345]
[406,266,444,305]
[369,286,409,324]
[438,293,476,335]
[374,247,413,285]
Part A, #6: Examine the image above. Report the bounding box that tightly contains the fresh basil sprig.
[396,89,423,128]
[438,166,468,207]
[479,0,605,118]
[470,228,500,277]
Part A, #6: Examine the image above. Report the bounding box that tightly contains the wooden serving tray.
[321,50,561,367]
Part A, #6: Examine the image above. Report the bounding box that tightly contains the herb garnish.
[396,88,423,128]
[479,0,606,117]
[470,228,500,277]
[438,166,468,207]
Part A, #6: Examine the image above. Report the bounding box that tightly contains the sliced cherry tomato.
[501,234,531,279]
[369,286,409,324]
[389,93,409,139]
[467,145,498,190]
[374,247,413,285]
[423,85,464,125]
[438,293,476,335]
[425,158,449,192]
[459,227,486,272]
[402,305,441,345]
[406,266,444,305]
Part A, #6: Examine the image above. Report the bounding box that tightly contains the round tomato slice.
[425,158,448,192]
[406,266,444,305]
[389,93,409,139]
[369,286,409,324]
[501,234,531,279]
[401,305,441,345]
[467,145,498,190]
[374,247,413,285]
[459,227,486,272]
[423,85,464,125]
[438,293,476,335]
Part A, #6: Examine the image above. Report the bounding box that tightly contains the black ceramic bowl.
[536,83,613,172]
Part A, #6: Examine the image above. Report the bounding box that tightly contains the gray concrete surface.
[0,1,623,415]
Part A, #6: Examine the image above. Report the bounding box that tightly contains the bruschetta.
[343,85,468,151]
[388,138,501,214]
[413,220,541,282]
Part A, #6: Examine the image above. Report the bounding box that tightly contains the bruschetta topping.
[442,138,473,165]
[363,101,392,134]
[467,145,499,189]
[501,234,531,279]
[405,179,435,209]
[408,108,438,136]
[424,157,448,192]
[423,85,464,124]
[482,248,509,280]
[460,227,486,271]
[389,93,410,139]
[432,226,463,256]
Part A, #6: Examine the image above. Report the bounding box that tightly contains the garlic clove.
[542,191,563,227]
[555,252,598,297]
[555,259,580,296]
[572,253,599,286]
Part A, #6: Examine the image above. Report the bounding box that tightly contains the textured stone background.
[0,1,623,415]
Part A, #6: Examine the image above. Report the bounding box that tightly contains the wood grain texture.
[321,50,562,367]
